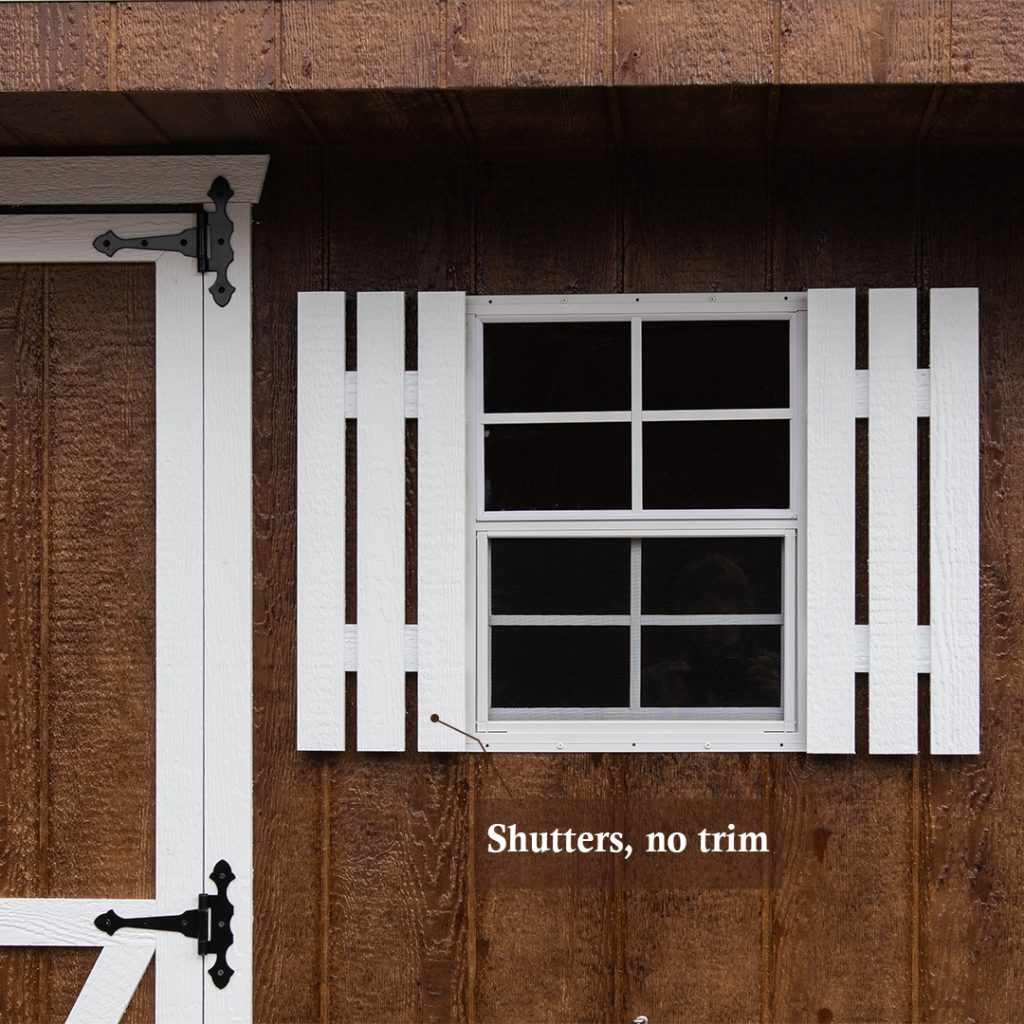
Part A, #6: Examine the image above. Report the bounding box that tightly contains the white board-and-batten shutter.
[807,288,980,755]
[297,292,468,752]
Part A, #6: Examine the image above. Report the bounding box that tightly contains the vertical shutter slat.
[357,292,407,750]
[806,289,857,753]
[930,288,980,754]
[417,293,468,751]
[868,288,919,753]
[296,292,346,750]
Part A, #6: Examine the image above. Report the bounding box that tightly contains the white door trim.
[0,153,263,1024]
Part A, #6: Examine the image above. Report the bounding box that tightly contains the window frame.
[466,293,809,752]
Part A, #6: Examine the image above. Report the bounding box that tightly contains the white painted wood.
[342,623,420,673]
[357,293,407,750]
[0,214,193,262]
[854,624,931,672]
[806,289,857,753]
[855,368,931,417]
[297,293,347,751]
[0,155,269,205]
[67,943,156,1024]
[417,293,468,751]
[154,252,207,1020]
[869,289,920,754]
[344,370,419,418]
[204,207,254,1021]
[0,900,156,946]
[467,294,806,314]
[930,288,980,754]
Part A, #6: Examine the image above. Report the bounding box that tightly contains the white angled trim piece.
[204,208,254,1021]
[0,155,269,205]
[344,370,419,417]
[417,292,468,751]
[0,900,155,946]
[869,289,920,754]
[854,625,931,673]
[154,251,206,1019]
[67,942,156,1024]
[855,368,931,417]
[930,288,980,754]
[806,289,857,753]
[357,293,407,751]
[297,293,347,751]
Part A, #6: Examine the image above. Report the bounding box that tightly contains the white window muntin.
[471,300,806,522]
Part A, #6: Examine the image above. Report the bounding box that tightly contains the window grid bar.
[630,540,642,710]
[631,317,643,512]
[479,408,792,426]
[488,613,784,626]
[641,408,791,422]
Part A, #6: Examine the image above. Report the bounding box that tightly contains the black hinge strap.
[92,177,236,308]
[94,859,235,990]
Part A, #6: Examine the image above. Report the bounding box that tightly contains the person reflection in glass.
[641,554,781,708]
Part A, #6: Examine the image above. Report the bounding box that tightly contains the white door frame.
[0,155,266,1023]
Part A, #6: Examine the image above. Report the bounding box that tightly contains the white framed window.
[467,294,808,752]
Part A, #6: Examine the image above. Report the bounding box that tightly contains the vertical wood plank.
[0,265,44,1024]
[920,146,1024,1024]
[297,291,347,751]
[204,209,254,1020]
[869,288,919,753]
[252,148,326,1024]
[771,141,917,1024]
[929,287,980,754]
[806,288,857,754]
[153,254,206,1020]
[357,292,407,751]
[417,291,468,752]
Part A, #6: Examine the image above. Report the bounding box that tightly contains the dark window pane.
[641,538,783,615]
[491,539,630,614]
[484,322,630,412]
[641,626,782,708]
[485,423,631,511]
[643,421,789,509]
[643,320,790,410]
[491,626,629,708]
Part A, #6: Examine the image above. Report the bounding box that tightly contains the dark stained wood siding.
[243,93,1024,1022]
[0,265,156,1023]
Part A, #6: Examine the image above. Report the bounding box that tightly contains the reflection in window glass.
[641,626,782,708]
[641,537,783,615]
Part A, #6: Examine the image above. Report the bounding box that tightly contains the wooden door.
[0,210,250,1023]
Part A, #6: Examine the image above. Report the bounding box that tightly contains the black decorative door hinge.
[92,176,236,307]
[95,860,236,989]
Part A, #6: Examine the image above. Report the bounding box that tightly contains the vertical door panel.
[0,264,157,1022]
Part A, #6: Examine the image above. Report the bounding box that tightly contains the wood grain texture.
[779,0,948,83]
[0,94,167,149]
[474,756,618,1023]
[0,264,155,1022]
[920,145,1024,1023]
[114,0,275,90]
[771,142,918,1019]
[0,1,109,91]
[614,0,773,85]
[251,148,327,1024]
[280,0,439,89]
[476,147,621,294]
[951,0,1024,81]
[448,0,606,86]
